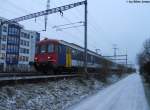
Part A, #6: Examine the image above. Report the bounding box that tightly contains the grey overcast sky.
[0,0,150,66]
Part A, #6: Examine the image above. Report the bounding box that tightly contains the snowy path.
[68,73,149,110]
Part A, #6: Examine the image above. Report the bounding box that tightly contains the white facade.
[18,29,40,71]
[0,17,40,72]
[0,18,8,71]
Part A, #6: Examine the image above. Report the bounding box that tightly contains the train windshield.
[40,45,47,53]
[37,44,54,54]
[48,44,54,53]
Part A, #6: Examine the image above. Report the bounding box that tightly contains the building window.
[8,27,19,35]
[20,48,29,54]
[24,41,26,46]
[27,34,30,39]
[27,41,29,46]
[1,35,6,41]
[3,26,7,32]
[25,56,29,61]
[26,49,29,54]
[21,32,23,36]
[1,53,5,59]
[6,54,18,64]
[20,40,23,45]
[23,56,25,61]
[21,32,30,39]
[19,56,22,61]
[20,40,29,47]
[1,44,6,50]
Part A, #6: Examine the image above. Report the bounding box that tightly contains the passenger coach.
[34,38,113,73]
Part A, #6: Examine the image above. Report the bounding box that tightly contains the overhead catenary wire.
[4,0,97,50]
[52,21,84,29]
[55,14,98,49]
[3,0,49,32]
[48,0,88,47]
[69,6,104,48]
[73,6,113,48]
[56,24,84,31]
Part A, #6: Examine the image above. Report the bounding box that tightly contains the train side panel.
[58,45,66,67]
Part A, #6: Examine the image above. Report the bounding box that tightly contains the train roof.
[37,38,59,45]
[59,40,103,58]
[38,39,113,62]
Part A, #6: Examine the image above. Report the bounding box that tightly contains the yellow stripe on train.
[66,48,72,67]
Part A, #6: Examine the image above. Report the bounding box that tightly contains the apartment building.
[0,17,40,72]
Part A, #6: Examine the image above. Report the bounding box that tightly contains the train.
[33,38,132,74]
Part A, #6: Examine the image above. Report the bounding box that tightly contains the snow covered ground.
[0,74,121,110]
[68,73,150,110]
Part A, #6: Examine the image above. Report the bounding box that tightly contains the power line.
[4,1,86,23]
[53,10,97,50]
[56,24,84,31]
[49,0,98,51]
[69,6,107,49]
[3,0,47,31]
[52,21,84,29]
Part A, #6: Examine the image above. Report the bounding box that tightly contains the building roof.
[0,16,24,28]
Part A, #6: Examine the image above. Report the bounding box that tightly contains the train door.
[58,44,66,67]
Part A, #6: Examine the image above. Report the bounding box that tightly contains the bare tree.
[137,38,150,83]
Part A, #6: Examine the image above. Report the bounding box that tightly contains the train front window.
[40,45,46,53]
[48,44,54,53]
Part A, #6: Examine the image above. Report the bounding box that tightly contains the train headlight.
[34,57,38,61]
[48,56,51,59]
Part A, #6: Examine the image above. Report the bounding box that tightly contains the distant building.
[0,17,40,72]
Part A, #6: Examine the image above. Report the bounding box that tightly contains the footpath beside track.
[68,73,149,110]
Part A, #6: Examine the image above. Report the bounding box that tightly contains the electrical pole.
[113,44,118,63]
[44,0,50,31]
[95,49,101,54]
[126,54,128,65]
[125,49,128,72]
[125,49,128,66]
[0,20,2,59]
[84,0,88,73]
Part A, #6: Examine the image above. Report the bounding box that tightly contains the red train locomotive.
[34,39,58,73]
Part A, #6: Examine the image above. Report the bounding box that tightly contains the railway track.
[0,72,83,82]
[0,72,42,77]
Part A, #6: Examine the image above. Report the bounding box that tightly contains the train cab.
[34,39,59,72]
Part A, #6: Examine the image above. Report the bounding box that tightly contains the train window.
[72,49,76,55]
[91,56,94,63]
[81,52,84,61]
[58,45,62,53]
[40,45,46,53]
[48,44,54,53]
[78,51,82,60]
[72,49,78,59]
[54,45,58,53]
